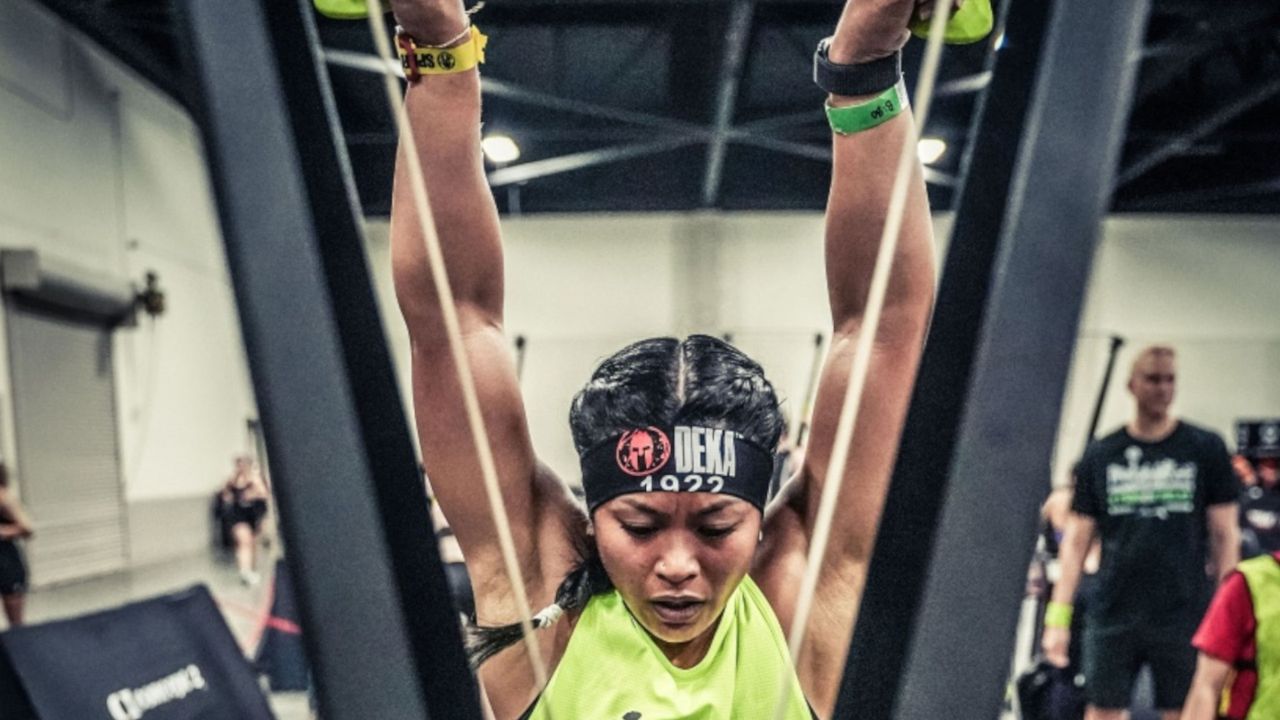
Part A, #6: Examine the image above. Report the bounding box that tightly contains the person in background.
[1239,456,1280,559]
[425,471,474,619]
[1041,345,1239,720]
[0,460,34,627]
[1182,550,1280,720]
[768,417,803,503]
[220,455,269,586]
[1233,455,1258,489]
[1037,470,1102,673]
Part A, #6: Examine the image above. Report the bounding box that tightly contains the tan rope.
[771,2,957,718]
[361,4,551,695]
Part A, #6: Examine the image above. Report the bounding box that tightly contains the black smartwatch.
[813,37,902,96]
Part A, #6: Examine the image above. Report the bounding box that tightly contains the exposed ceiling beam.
[702,0,756,207]
[1117,74,1280,187]
[922,166,959,188]
[324,48,718,135]
[737,109,823,133]
[1134,5,1280,104]
[482,78,704,133]
[486,137,701,187]
[935,71,992,97]
[736,70,993,136]
[1122,176,1280,211]
[325,47,401,75]
[347,128,654,145]
[733,134,828,161]
[1150,0,1266,18]
[36,0,184,105]
[328,44,963,193]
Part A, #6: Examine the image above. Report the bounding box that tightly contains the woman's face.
[594,492,761,650]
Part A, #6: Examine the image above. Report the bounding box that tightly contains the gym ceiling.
[37,0,1280,216]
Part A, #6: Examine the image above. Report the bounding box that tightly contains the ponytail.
[465,533,612,668]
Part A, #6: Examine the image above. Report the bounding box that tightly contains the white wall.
[0,0,255,511]
[366,212,950,483]
[1053,215,1280,483]
[370,210,1279,491]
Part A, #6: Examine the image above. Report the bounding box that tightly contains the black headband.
[581,425,775,513]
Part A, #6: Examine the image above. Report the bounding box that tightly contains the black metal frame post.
[837,0,1153,717]
[1085,334,1127,446]
[173,1,482,719]
[835,0,1055,715]
[892,1,1151,717]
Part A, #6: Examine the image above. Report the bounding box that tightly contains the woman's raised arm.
[755,0,938,712]
[388,0,580,631]
[803,0,936,579]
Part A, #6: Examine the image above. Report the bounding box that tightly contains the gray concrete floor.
[11,547,310,720]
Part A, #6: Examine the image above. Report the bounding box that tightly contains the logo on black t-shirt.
[1105,445,1197,518]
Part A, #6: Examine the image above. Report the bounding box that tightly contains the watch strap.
[813,39,902,97]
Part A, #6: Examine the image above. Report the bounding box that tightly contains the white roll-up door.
[7,303,127,586]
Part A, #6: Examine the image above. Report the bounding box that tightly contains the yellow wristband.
[397,25,488,82]
[313,0,389,20]
[1044,601,1073,629]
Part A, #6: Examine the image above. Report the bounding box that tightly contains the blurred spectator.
[1240,456,1280,559]
[1234,455,1259,488]
[1036,474,1101,675]
[425,471,473,620]
[1041,345,1238,720]
[1183,551,1280,719]
[0,461,34,627]
[219,456,269,586]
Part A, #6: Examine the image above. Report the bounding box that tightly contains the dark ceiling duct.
[1,250,138,326]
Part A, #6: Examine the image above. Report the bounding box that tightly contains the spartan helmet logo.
[439,51,456,70]
[616,427,671,477]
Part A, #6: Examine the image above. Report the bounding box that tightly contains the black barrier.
[172,0,482,717]
[0,585,272,720]
[838,0,1153,716]
[836,0,1056,712]
[892,0,1151,716]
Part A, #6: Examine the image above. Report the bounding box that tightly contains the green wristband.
[825,80,907,136]
[1044,601,1073,629]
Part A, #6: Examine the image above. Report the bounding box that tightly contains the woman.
[220,456,270,586]
[389,0,936,716]
[0,461,34,627]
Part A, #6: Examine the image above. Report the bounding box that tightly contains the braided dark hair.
[466,335,783,667]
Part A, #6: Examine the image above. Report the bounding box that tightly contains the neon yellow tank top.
[527,575,812,720]
[1239,554,1280,720]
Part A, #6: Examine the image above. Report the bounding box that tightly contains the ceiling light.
[481,134,520,164]
[917,137,947,165]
